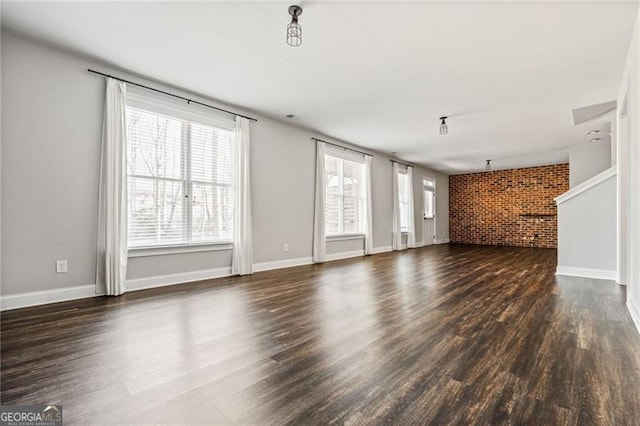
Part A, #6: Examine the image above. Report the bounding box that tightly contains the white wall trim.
[253,257,313,272]
[326,234,365,242]
[627,299,640,336]
[0,284,103,311]
[555,166,617,205]
[128,242,232,258]
[435,239,450,244]
[125,267,232,292]
[326,250,365,261]
[372,246,392,254]
[556,266,617,281]
[415,241,425,248]
[1,247,413,310]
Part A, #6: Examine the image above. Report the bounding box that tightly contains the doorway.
[423,178,436,246]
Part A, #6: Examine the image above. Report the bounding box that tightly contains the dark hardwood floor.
[2,244,640,425]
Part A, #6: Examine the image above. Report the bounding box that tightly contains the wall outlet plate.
[56,260,68,274]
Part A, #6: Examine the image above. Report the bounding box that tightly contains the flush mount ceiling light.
[585,130,601,135]
[287,5,303,47]
[589,137,602,142]
[485,160,492,171]
[439,116,448,135]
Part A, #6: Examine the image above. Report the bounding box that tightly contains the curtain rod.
[87,69,258,122]
[312,138,372,157]
[390,159,414,168]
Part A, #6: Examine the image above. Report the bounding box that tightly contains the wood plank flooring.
[2,244,640,425]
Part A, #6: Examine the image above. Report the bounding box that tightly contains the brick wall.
[449,164,569,248]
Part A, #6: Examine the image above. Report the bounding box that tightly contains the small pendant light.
[287,5,303,47]
[485,160,492,171]
[439,116,448,135]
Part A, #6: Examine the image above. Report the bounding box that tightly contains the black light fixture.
[485,160,492,171]
[439,116,448,135]
[287,5,303,47]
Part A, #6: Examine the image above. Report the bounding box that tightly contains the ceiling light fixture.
[485,160,492,171]
[589,137,602,143]
[585,130,600,135]
[439,116,448,135]
[287,5,303,47]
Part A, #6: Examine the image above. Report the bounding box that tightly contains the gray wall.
[568,141,612,188]
[1,31,449,296]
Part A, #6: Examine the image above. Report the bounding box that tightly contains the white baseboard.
[555,266,617,281]
[253,257,312,272]
[435,239,450,244]
[0,284,103,311]
[628,299,640,336]
[415,241,425,248]
[0,246,407,310]
[326,250,365,261]
[125,267,232,292]
[371,246,392,254]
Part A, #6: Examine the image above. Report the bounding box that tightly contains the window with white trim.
[424,178,435,219]
[398,171,410,232]
[126,92,235,248]
[325,151,367,236]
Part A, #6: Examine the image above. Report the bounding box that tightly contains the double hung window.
[397,171,410,232]
[324,150,367,236]
[126,91,236,248]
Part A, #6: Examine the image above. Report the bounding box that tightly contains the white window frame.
[424,178,436,220]
[398,170,410,233]
[125,89,236,254]
[324,148,367,238]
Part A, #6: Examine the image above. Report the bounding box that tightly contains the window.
[398,171,410,231]
[325,153,366,236]
[424,179,435,219]
[126,92,235,248]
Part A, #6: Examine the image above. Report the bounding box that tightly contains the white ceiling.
[2,1,637,173]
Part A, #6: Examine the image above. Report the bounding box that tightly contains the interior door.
[423,183,436,246]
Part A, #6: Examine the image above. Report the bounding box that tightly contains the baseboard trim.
[555,266,617,281]
[253,257,312,272]
[1,247,406,310]
[371,246,392,254]
[125,267,232,292]
[435,239,450,244]
[627,299,640,336]
[326,250,365,261]
[0,284,103,311]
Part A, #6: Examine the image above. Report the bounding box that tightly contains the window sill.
[128,242,233,258]
[326,234,366,242]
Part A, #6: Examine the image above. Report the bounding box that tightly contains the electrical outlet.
[56,260,68,274]
[283,243,289,252]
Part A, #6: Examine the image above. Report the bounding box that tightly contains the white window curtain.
[96,78,128,296]
[406,166,417,249]
[364,155,373,255]
[232,116,253,275]
[392,161,402,251]
[313,141,327,263]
